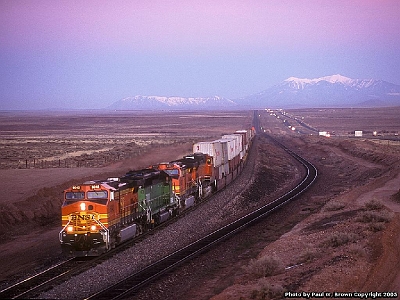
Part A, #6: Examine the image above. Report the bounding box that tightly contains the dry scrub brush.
[298,247,320,264]
[357,211,391,223]
[357,199,392,232]
[320,232,359,248]
[323,200,346,212]
[348,243,368,258]
[364,199,384,211]
[245,255,284,278]
[250,278,285,300]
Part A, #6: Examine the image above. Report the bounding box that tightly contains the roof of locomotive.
[171,153,206,168]
[70,168,172,191]
[124,168,161,179]
[120,168,170,188]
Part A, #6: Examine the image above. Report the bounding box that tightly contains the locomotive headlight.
[80,203,86,211]
[90,225,97,231]
[67,226,74,232]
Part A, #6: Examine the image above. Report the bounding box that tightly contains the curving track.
[86,133,317,300]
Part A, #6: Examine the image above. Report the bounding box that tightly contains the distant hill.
[108,75,400,110]
[108,95,237,110]
[235,74,400,109]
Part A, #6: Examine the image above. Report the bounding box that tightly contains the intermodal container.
[213,139,229,164]
[235,130,248,151]
[222,134,242,156]
[193,141,223,167]
[217,138,236,161]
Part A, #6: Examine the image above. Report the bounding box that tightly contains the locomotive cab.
[59,181,118,256]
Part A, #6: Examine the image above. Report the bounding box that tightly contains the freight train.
[59,128,255,256]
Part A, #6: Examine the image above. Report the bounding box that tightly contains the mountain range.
[108,95,236,110]
[109,75,400,110]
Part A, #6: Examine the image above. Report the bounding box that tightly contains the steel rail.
[0,258,88,299]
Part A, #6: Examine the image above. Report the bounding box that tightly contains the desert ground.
[0,108,400,299]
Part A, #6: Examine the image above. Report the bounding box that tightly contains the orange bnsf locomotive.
[60,129,254,256]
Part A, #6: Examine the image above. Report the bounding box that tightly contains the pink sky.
[0,0,399,109]
[2,0,398,52]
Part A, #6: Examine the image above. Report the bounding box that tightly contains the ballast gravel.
[39,137,299,299]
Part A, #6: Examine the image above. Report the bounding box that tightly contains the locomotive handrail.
[59,220,72,242]
[93,218,110,249]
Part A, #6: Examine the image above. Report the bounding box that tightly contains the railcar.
[158,152,214,206]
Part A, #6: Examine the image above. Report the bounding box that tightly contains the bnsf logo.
[71,214,95,221]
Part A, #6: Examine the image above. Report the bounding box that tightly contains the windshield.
[87,191,108,199]
[65,192,85,200]
[63,191,108,206]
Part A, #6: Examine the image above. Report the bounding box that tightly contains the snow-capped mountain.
[108,75,400,110]
[108,95,237,110]
[236,74,400,108]
[284,74,356,89]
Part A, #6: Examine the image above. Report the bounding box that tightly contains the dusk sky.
[1,0,399,110]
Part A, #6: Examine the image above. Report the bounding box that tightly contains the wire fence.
[0,148,149,169]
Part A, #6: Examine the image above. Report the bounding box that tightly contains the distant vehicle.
[355,131,363,137]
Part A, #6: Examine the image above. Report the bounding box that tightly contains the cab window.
[63,192,85,205]
[65,192,85,200]
[87,191,108,199]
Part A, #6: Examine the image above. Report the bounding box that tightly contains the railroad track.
[0,234,161,299]
[0,258,89,299]
[86,133,317,300]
